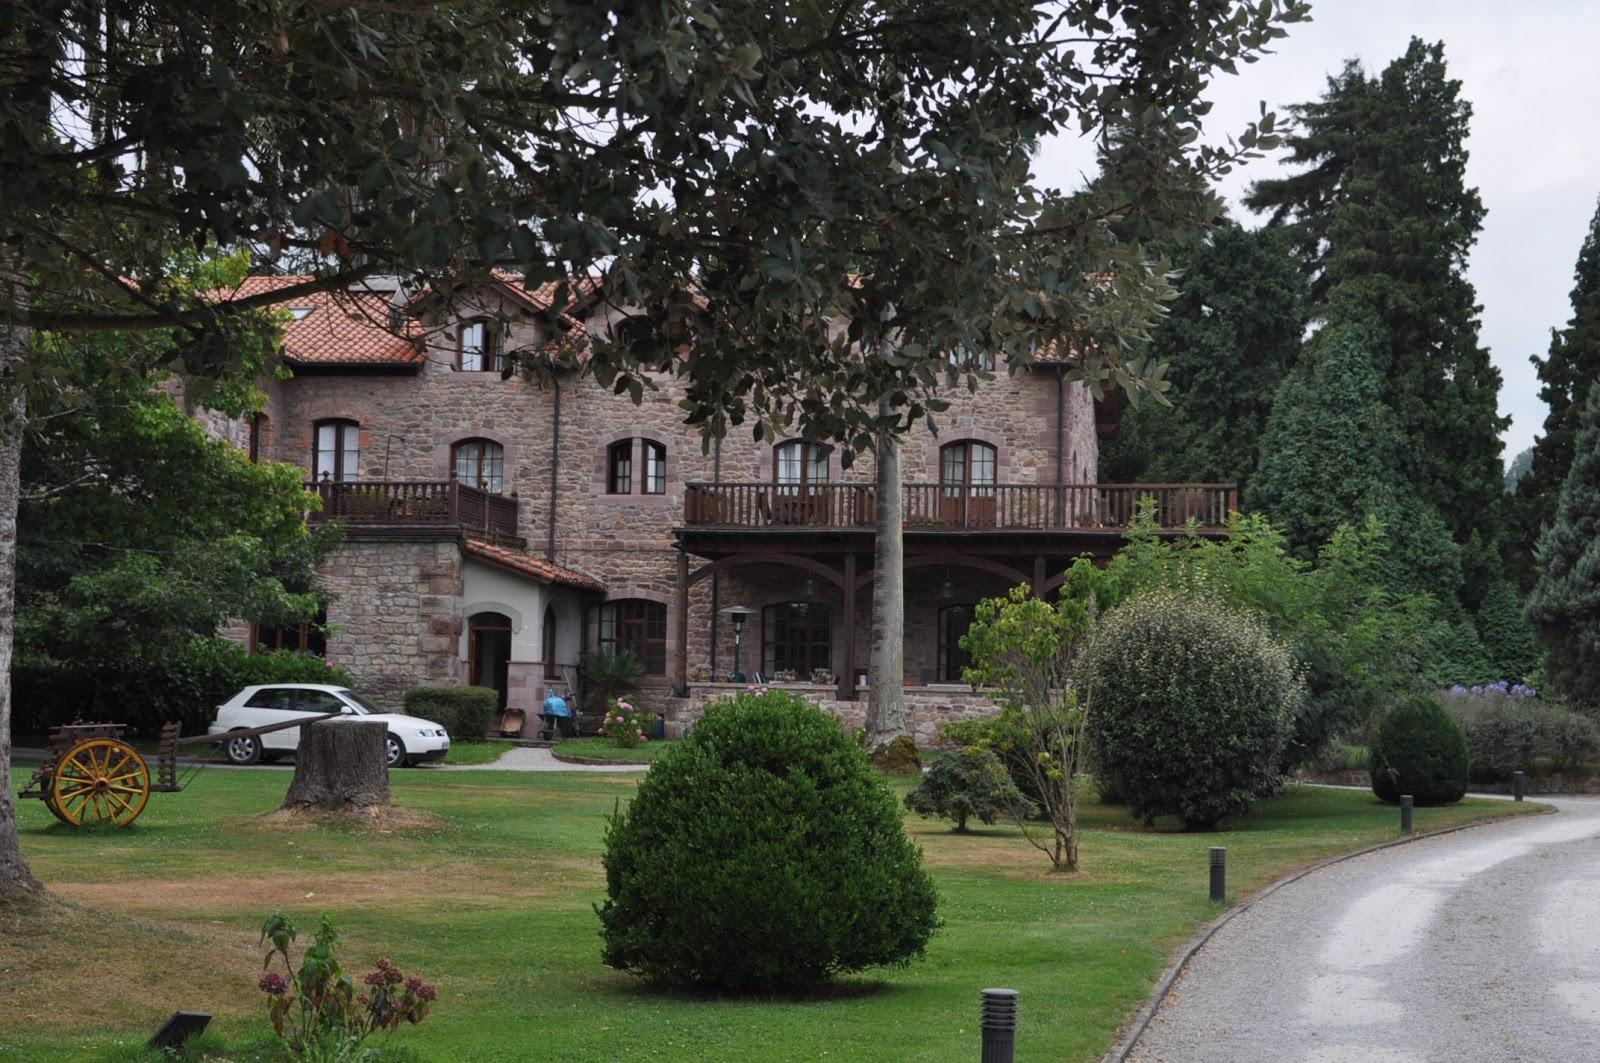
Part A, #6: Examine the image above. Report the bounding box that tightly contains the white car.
[207,684,450,769]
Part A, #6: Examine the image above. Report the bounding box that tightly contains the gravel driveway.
[1130,796,1600,1062]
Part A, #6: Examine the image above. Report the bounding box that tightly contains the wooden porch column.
[672,547,689,696]
[1033,555,1047,599]
[838,552,857,701]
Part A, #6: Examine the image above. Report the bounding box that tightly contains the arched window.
[598,598,667,675]
[937,603,976,683]
[940,440,997,496]
[313,419,360,482]
[762,602,832,678]
[453,439,505,493]
[642,439,667,495]
[458,319,503,372]
[606,440,633,495]
[542,604,558,667]
[773,441,829,494]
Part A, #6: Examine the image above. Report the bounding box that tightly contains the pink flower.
[746,684,756,691]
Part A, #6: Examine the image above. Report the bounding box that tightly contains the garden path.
[1129,795,1600,1062]
[433,745,647,772]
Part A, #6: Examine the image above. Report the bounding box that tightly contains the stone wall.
[320,538,463,710]
[656,682,1003,748]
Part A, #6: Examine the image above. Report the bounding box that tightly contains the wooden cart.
[18,713,341,827]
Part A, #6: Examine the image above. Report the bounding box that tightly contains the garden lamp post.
[722,605,755,683]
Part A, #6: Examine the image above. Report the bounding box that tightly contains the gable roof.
[226,276,426,368]
[461,538,606,593]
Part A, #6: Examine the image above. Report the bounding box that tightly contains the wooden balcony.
[306,479,519,539]
[682,482,1237,532]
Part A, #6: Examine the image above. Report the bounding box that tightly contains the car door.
[286,688,357,749]
[241,687,302,750]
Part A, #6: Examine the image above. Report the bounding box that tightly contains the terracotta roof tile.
[226,276,426,367]
[462,538,606,593]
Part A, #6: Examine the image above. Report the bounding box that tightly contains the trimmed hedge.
[1441,692,1600,779]
[13,637,353,737]
[1080,592,1300,830]
[1369,694,1469,805]
[402,685,498,739]
[597,689,938,991]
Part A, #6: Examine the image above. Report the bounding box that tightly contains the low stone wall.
[653,682,1002,747]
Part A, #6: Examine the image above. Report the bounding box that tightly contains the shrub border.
[1101,790,1556,1063]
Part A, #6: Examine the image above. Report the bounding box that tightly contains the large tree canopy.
[1246,38,1505,596]
[0,0,1309,898]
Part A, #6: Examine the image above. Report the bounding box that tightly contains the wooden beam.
[672,547,689,696]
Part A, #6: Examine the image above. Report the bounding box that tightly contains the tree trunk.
[0,260,42,903]
[281,721,391,813]
[866,417,908,753]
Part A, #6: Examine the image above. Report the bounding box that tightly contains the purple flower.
[258,971,289,996]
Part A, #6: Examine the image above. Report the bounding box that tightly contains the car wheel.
[224,732,262,766]
[384,733,408,769]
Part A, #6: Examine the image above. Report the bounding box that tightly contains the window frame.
[641,439,667,495]
[597,599,667,676]
[313,419,360,483]
[940,440,998,498]
[457,318,503,373]
[773,441,830,495]
[761,601,833,678]
[606,440,634,495]
[452,438,506,493]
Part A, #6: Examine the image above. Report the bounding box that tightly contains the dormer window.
[459,320,503,372]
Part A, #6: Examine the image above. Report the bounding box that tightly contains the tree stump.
[281,720,390,813]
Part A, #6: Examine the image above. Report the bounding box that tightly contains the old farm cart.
[18,713,341,827]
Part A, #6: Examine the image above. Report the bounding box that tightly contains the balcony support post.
[839,552,857,701]
[1032,555,1046,599]
[672,546,689,697]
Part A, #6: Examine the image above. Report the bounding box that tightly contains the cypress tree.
[1476,578,1540,684]
[1516,196,1600,564]
[1100,220,1305,497]
[1247,39,1506,598]
[1526,380,1600,712]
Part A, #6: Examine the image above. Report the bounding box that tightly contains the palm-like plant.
[579,649,646,715]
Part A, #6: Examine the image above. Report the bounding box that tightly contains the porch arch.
[850,553,1029,595]
[686,551,846,590]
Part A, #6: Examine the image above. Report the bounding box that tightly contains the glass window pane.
[970,443,996,487]
[608,442,632,494]
[315,424,337,480]
[643,441,665,494]
[461,322,484,371]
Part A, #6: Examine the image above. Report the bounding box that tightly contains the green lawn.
[551,736,673,763]
[0,766,1543,1062]
[441,740,511,766]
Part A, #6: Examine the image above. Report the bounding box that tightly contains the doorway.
[468,612,513,709]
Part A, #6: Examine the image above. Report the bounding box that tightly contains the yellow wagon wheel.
[48,738,151,827]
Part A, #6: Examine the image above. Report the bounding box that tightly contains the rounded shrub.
[1369,694,1469,805]
[597,690,938,991]
[1080,592,1300,830]
[905,747,1035,832]
[401,685,498,739]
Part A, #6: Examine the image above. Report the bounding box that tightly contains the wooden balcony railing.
[682,482,1237,532]
[306,479,519,538]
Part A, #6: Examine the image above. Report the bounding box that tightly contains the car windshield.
[337,690,381,715]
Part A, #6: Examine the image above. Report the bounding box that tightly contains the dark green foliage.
[577,650,644,715]
[1516,196,1600,576]
[1526,381,1600,713]
[13,639,352,738]
[1099,221,1305,497]
[1078,592,1300,830]
[1475,579,1541,684]
[941,712,1048,809]
[402,686,498,739]
[1368,694,1469,805]
[597,690,938,990]
[1441,692,1599,782]
[905,747,1033,832]
[1248,39,1507,570]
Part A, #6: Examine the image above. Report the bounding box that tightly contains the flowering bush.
[258,912,436,1063]
[1440,683,1600,778]
[601,698,651,748]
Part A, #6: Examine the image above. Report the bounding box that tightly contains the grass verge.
[2,769,1544,1062]
[550,736,673,763]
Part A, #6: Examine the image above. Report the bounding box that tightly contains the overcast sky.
[1033,0,1600,465]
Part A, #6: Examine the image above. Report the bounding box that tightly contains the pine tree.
[1515,196,1600,565]
[1477,578,1540,684]
[1100,220,1305,497]
[1247,39,1506,599]
[1526,380,1600,712]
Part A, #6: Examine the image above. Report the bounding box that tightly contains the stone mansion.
[228,274,1234,740]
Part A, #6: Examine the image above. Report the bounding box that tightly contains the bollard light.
[980,988,1019,1063]
[1209,846,1227,904]
[1514,770,1525,802]
[1400,794,1414,834]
